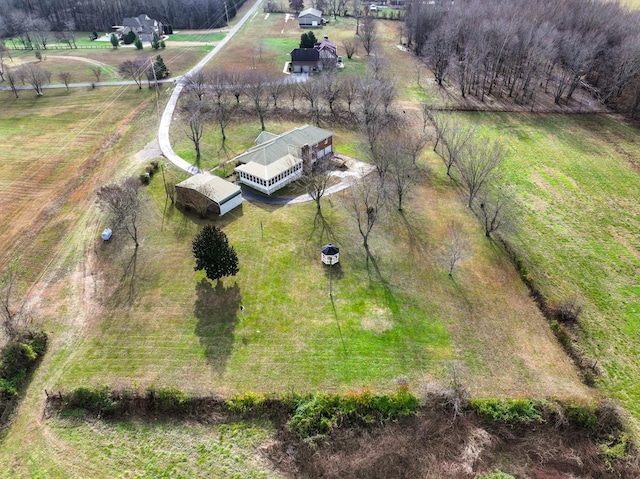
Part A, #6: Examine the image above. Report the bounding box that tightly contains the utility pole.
[150,58,160,121]
[224,3,230,26]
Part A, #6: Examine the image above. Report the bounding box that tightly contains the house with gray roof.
[114,14,163,42]
[234,125,334,195]
[298,8,324,27]
[175,174,243,216]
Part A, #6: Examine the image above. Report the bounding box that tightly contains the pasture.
[472,112,640,432]
[1,3,640,476]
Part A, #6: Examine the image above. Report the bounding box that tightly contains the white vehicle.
[369,4,378,10]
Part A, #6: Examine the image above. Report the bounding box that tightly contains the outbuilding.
[175,174,243,216]
[321,243,340,265]
[298,8,323,27]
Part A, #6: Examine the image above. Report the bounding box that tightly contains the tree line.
[405,0,640,117]
[0,0,247,34]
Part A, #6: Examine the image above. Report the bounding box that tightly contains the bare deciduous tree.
[6,70,19,98]
[342,76,358,114]
[360,16,378,56]
[298,78,323,125]
[439,115,476,177]
[268,75,287,109]
[96,177,143,248]
[300,159,332,212]
[119,58,147,89]
[184,69,210,101]
[342,175,383,260]
[387,137,422,212]
[90,65,103,82]
[444,220,469,277]
[244,71,270,131]
[477,186,514,237]
[17,64,50,96]
[59,71,72,91]
[456,139,504,208]
[320,70,341,112]
[181,98,209,164]
[342,38,357,59]
[287,81,299,111]
[0,264,32,341]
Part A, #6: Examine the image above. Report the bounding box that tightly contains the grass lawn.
[167,32,226,43]
[1,417,280,479]
[4,44,211,81]
[47,109,587,401]
[468,112,640,432]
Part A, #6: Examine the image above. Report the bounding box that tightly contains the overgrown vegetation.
[0,330,47,426]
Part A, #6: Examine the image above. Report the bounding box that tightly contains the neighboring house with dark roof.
[298,8,323,27]
[289,36,338,73]
[175,174,243,216]
[234,125,334,195]
[113,14,163,42]
[289,48,321,73]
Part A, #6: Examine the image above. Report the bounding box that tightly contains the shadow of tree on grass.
[194,278,241,373]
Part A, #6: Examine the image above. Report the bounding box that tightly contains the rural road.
[157,0,265,175]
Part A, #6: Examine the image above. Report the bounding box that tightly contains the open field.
[1,416,279,479]
[39,110,588,399]
[468,112,640,432]
[4,44,211,82]
[3,2,640,476]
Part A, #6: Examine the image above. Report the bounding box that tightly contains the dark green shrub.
[0,331,47,399]
[67,386,117,413]
[564,401,598,429]
[226,391,267,414]
[123,31,136,45]
[287,388,419,438]
[134,37,143,50]
[150,160,159,171]
[147,385,192,413]
[471,398,544,424]
[139,173,150,184]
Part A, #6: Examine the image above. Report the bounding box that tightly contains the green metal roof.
[175,174,241,203]
[235,125,333,168]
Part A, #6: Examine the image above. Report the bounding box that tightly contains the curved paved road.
[157,0,265,175]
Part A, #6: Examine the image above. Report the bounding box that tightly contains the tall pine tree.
[192,225,239,282]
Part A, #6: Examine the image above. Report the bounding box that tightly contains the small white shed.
[321,244,339,265]
[101,228,113,241]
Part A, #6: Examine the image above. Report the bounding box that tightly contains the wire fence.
[6,45,113,50]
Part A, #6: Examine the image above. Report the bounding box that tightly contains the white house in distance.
[234,125,334,195]
[298,8,324,27]
[175,174,243,216]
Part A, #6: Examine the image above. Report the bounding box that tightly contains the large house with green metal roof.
[234,125,334,195]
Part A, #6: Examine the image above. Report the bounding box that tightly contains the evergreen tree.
[300,31,318,48]
[151,33,160,50]
[110,33,119,48]
[192,225,239,282]
[289,0,304,13]
[134,37,143,50]
[123,31,136,45]
[154,55,169,78]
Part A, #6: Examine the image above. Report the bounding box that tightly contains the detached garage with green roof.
[234,125,333,195]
